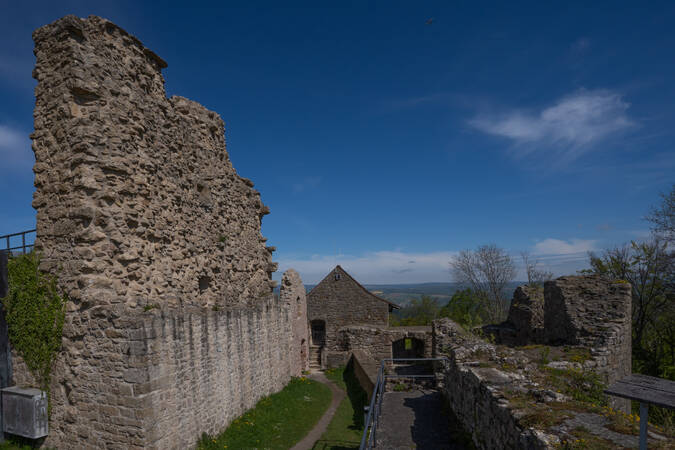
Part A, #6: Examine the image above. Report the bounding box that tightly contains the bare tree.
[450,244,516,322]
[520,251,553,287]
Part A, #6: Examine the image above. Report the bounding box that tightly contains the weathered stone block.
[543,275,631,347]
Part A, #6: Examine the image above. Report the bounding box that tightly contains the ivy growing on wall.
[1,252,67,402]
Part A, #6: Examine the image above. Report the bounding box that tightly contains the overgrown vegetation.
[314,364,368,450]
[197,376,331,450]
[1,253,67,410]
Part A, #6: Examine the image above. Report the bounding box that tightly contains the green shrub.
[1,253,67,408]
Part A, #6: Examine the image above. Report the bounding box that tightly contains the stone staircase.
[309,345,322,369]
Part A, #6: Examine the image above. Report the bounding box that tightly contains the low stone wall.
[11,294,302,449]
[131,297,298,449]
[433,319,552,449]
[431,318,660,449]
[351,350,378,400]
[335,325,432,363]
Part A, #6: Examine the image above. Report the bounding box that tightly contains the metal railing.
[359,357,449,450]
[1,229,36,255]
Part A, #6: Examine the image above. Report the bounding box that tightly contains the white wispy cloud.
[0,124,33,169]
[277,250,458,284]
[469,89,634,161]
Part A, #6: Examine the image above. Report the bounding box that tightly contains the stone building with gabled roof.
[307,265,400,368]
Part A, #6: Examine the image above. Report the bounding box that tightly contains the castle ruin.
[11,15,308,449]
[2,13,650,449]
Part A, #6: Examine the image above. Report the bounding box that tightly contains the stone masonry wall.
[11,293,302,449]
[337,325,432,363]
[432,319,552,449]
[486,275,631,404]
[31,15,276,310]
[10,15,308,449]
[544,275,632,410]
[279,269,309,374]
[506,285,545,345]
[432,317,654,448]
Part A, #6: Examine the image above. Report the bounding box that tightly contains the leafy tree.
[390,295,440,326]
[646,183,674,244]
[450,244,516,322]
[438,288,487,328]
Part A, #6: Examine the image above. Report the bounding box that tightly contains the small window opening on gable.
[334,272,341,281]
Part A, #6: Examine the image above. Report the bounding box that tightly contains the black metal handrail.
[359,357,449,450]
[1,229,36,255]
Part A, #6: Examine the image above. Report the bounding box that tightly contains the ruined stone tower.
[10,15,308,448]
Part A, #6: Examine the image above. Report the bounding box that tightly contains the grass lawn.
[0,440,35,450]
[198,376,331,450]
[312,364,369,450]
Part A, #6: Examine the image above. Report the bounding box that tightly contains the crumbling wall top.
[31,15,276,310]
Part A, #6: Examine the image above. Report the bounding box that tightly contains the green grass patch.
[0,439,37,450]
[324,367,346,390]
[313,364,369,450]
[197,376,331,450]
[0,435,54,450]
[543,367,607,406]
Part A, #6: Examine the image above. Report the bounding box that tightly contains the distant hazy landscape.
[303,282,525,307]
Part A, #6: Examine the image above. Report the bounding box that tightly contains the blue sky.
[1,1,673,284]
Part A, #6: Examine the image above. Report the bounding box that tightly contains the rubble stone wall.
[11,14,308,449]
[543,276,632,387]
[336,325,432,362]
[32,14,276,311]
[280,269,309,373]
[504,285,545,345]
[433,319,551,449]
[486,276,631,400]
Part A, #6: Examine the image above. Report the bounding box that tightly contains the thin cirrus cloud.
[276,243,600,285]
[0,124,33,169]
[468,89,635,162]
[533,238,596,257]
[277,250,458,284]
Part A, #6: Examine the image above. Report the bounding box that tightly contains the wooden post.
[639,402,648,450]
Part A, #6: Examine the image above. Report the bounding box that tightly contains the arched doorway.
[310,320,326,346]
[392,337,425,359]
